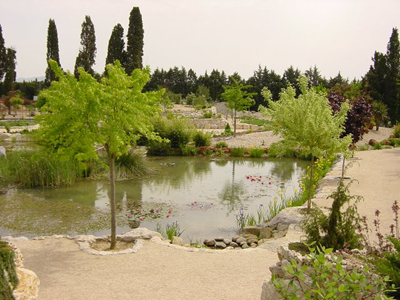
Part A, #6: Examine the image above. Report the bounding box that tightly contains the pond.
[0,156,309,243]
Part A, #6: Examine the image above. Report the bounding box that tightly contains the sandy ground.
[13,239,277,300]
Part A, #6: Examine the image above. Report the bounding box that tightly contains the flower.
[166,215,170,218]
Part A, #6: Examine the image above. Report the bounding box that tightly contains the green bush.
[302,180,363,251]
[230,147,245,157]
[146,141,173,156]
[193,131,211,147]
[115,151,148,178]
[151,118,194,148]
[272,245,392,299]
[374,142,383,150]
[224,123,233,136]
[239,116,269,126]
[0,241,19,300]
[0,150,82,188]
[203,112,212,118]
[4,123,10,133]
[249,148,264,158]
[215,141,228,148]
[393,125,400,138]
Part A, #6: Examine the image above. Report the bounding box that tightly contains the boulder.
[266,207,308,228]
[277,223,289,232]
[230,242,239,248]
[172,236,183,246]
[214,237,224,242]
[236,237,246,244]
[241,243,249,249]
[274,231,287,239]
[259,227,272,239]
[120,228,162,241]
[204,239,216,247]
[369,139,378,146]
[223,239,231,245]
[215,242,227,249]
[243,226,260,236]
[232,236,240,242]
[250,243,258,248]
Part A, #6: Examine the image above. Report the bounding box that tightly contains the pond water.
[0,156,309,242]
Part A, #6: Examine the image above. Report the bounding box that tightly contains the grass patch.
[230,147,246,157]
[249,148,264,158]
[239,116,270,127]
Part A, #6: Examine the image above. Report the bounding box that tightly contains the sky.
[1,0,400,81]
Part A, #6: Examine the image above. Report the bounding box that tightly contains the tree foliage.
[260,77,351,212]
[45,19,61,86]
[126,7,144,74]
[74,16,96,77]
[3,47,16,95]
[36,60,163,248]
[105,23,126,72]
[385,28,400,124]
[0,24,6,81]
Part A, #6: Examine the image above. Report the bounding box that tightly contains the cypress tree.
[126,7,144,75]
[45,19,61,86]
[105,23,126,71]
[364,51,387,103]
[74,15,96,77]
[0,24,6,81]
[4,47,17,94]
[384,28,400,124]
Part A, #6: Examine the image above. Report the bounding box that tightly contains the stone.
[172,236,183,246]
[257,239,267,245]
[225,246,234,250]
[243,226,260,236]
[277,223,289,232]
[250,243,257,248]
[240,241,248,246]
[13,268,40,300]
[260,280,281,300]
[236,237,246,244]
[223,239,231,245]
[215,241,227,249]
[230,242,239,248]
[232,236,240,242]
[266,206,308,227]
[246,238,258,244]
[259,227,272,239]
[241,243,249,249]
[120,228,162,240]
[274,231,287,239]
[369,139,378,146]
[214,237,224,242]
[205,239,216,247]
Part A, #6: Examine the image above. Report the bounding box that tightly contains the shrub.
[393,125,400,138]
[215,141,228,148]
[224,123,233,135]
[4,123,10,133]
[239,116,269,126]
[0,150,82,188]
[230,147,245,157]
[0,241,19,300]
[249,148,264,158]
[146,141,173,156]
[203,112,212,118]
[151,118,194,149]
[302,180,363,251]
[272,245,392,299]
[193,131,211,147]
[115,151,148,178]
[374,142,383,150]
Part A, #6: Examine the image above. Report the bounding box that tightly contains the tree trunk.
[233,109,237,137]
[307,156,315,213]
[109,153,117,249]
[341,155,345,179]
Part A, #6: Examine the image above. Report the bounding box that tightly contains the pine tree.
[363,51,387,103]
[3,47,17,94]
[74,16,96,77]
[105,23,126,72]
[45,19,61,86]
[384,28,400,124]
[125,7,144,75]
[0,24,6,81]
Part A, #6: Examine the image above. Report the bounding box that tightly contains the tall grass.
[0,150,82,188]
[230,147,246,157]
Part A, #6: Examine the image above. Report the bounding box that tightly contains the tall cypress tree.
[74,15,96,77]
[125,7,144,75]
[0,24,6,81]
[364,51,387,103]
[384,28,400,123]
[4,47,17,94]
[105,23,126,72]
[45,19,61,86]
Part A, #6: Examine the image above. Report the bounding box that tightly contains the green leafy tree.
[221,78,255,136]
[384,28,400,124]
[3,47,16,95]
[283,66,301,96]
[105,23,126,72]
[74,16,96,77]
[126,7,144,74]
[0,24,6,81]
[260,77,351,212]
[45,19,61,86]
[36,60,163,249]
[9,95,24,116]
[305,65,327,87]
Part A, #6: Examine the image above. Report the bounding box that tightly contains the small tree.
[36,60,163,249]
[260,77,351,212]
[372,101,389,131]
[45,19,61,86]
[9,95,24,116]
[221,78,255,136]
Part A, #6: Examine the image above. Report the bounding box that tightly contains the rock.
[369,139,378,146]
[383,139,391,146]
[226,246,234,250]
[236,237,246,244]
[205,239,216,247]
[277,223,289,232]
[0,133,10,140]
[240,241,248,246]
[230,242,239,248]
[120,228,162,240]
[260,280,281,300]
[232,236,240,242]
[172,236,183,246]
[74,235,97,243]
[257,239,267,245]
[214,237,224,242]
[250,243,257,248]
[215,241,227,249]
[266,206,308,228]
[0,146,5,157]
[223,239,231,245]
[274,231,287,239]
[13,268,40,300]
[247,238,258,244]
[259,227,272,239]
[183,243,190,247]
[241,243,249,249]
[243,226,260,236]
